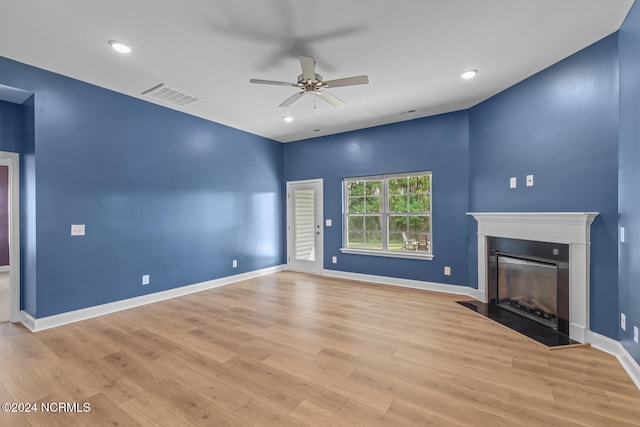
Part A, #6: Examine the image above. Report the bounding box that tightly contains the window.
[342,172,432,259]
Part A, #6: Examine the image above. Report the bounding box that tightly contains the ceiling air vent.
[142,83,199,107]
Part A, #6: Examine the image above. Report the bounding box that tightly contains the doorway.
[286,179,323,274]
[0,152,19,323]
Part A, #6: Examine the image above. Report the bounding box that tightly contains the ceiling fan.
[250,56,369,108]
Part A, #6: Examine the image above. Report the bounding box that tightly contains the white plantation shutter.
[295,188,315,261]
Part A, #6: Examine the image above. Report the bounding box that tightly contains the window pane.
[364,231,382,249]
[389,216,412,251]
[294,188,316,261]
[409,175,431,193]
[348,231,364,248]
[346,181,364,197]
[347,197,364,213]
[365,196,382,213]
[348,216,364,232]
[366,180,383,196]
[389,195,408,213]
[364,215,382,232]
[408,194,430,213]
[389,216,408,232]
[388,177,407,195]
[408,215,431,233]
[388,232,405,250]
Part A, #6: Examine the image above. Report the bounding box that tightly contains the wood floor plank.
[224,354,349,413]
[1,271,639,426]
[262,353,395,412]
[290,400,362,426]
[232,399,307,427]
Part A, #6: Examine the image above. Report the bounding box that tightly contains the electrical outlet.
[444,266,451,276]
[71,224,85,236]
[509,177,517,189]
[142,275,150,285]
[634,326,639,344]
[332,256,337,264]
[621,313,626,331]
[232,259,237,268]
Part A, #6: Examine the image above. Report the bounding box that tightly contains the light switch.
[509,177,517,189]
[325,219,332,227]
[621,227,626,243]
[71,224,85,236]
[526,174,534,187]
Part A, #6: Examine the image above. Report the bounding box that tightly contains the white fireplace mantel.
[467,212,598,343]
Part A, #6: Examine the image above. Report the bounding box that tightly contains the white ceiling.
[0,0,634,143]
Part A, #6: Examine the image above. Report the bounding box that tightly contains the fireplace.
[488,237,569,335]
[467,212,598,343]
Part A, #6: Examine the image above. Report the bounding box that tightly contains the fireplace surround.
[468,212,598,343]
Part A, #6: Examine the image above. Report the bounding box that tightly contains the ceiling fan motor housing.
[297,73,324,92]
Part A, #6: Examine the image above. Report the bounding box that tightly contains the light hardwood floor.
[1,271,639,426]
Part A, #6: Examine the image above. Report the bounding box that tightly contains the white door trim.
[286,179,323,274]
[0,152,20,323]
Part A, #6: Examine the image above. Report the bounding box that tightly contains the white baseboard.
[20,310,36,331]
[587,330,640,390]
[20,265,285,332]
[322,268,483,300]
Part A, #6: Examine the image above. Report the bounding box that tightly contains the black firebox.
[488,237,570,336]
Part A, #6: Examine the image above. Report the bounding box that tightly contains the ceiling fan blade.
[317,90,344,108]
[300,56,316,81]
[250,79,297,87]
[279,91,306,107]
[323,75,369,88]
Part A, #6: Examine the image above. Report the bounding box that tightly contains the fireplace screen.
[497,255,558,330]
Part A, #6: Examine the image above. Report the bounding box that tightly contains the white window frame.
[340,171,433,260]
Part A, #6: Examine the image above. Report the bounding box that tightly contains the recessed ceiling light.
[109,40,131,54]
[283,115,293,122]
[461,69,478,79]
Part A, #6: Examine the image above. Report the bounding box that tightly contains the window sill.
[340,248,434,260]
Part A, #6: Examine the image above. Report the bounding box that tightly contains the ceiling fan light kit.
[250,56,369,108]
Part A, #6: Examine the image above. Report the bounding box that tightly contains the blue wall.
[469,34,620,338]
[0,100,22,152]
[284,112,471,287]
[0,56,284,318]
[619,1,640,364]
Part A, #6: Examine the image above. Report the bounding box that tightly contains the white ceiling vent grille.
[142,83,199,107]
